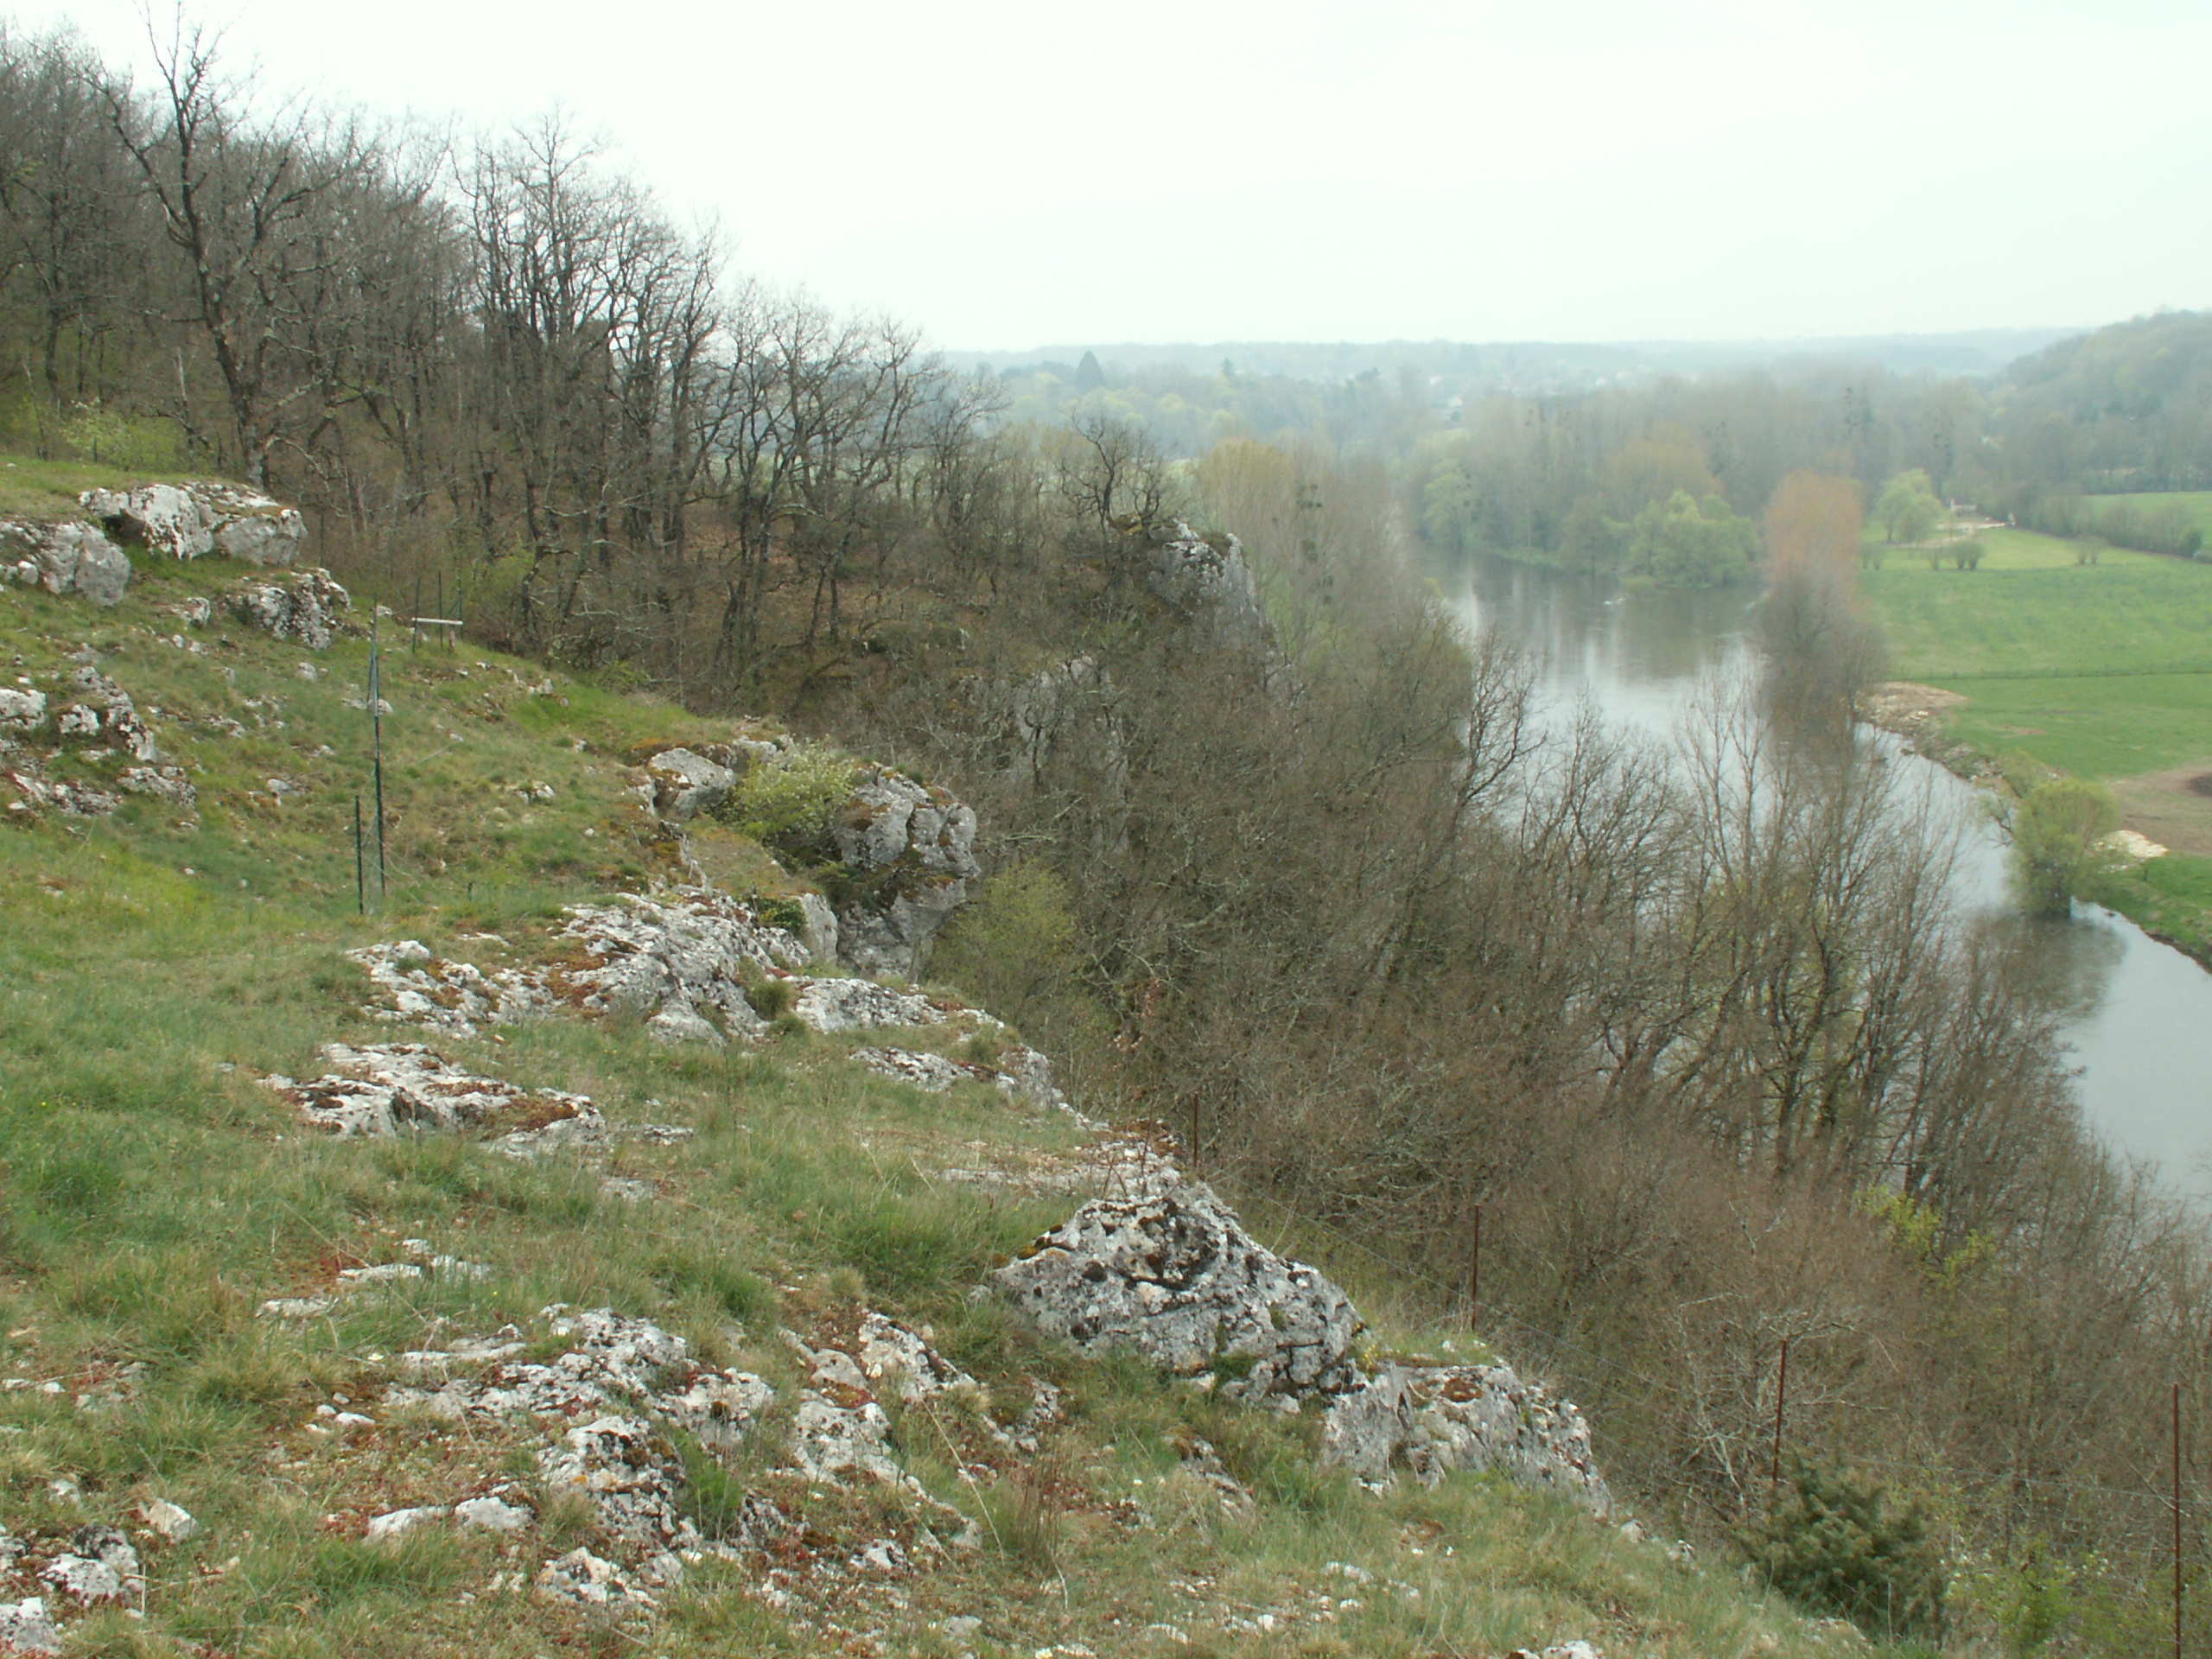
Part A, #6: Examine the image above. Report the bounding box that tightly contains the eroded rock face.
[0,689,45,730]
[828,767,981,978]
[0,520,130,607]
[79,481,304,566]
[1143,520,1268,645]
[232,568,348,650]
[992,1182,1363,1405]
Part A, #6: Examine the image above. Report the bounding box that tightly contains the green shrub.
[1738,1456,1947,1642]
[715,748,856,851]
[2008,777,2123,916]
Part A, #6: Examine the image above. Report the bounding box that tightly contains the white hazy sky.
[40,0,2212,353]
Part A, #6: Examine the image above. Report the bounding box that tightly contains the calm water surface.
[1440,551,2212,1197]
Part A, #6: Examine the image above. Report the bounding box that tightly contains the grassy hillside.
[0,532,1876,1656]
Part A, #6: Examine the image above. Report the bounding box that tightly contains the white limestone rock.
[138,1500,198,1542]
[1319,1362,1613,1516]
[0,1599,58,1656]
[790,976,942,1033]
[0,519,130,606]
[270,1042,603,1142]
[79,481,303,566]
[553,891,804,1036]
[0,689,43,731]
[993,1181,1363,1405]
[796,892,839,962]
[538,1416,698,1558]
[365,1506,448,1543]
[849,1046,974,1093]
[1143,520,1268,645]
[453,1496,532,1533]
[347,939,549,1040]
[232,568,347,649]
[536,1546,656,1610]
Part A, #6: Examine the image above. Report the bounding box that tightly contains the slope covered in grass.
[0,547,1880,1657]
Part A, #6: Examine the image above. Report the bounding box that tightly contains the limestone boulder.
[645,748,736,819]
[992,1181,1363,1405]
[80,481,304,566]
[232,568,348,650]
[0,689,45,731]
[0,519,130,606]
[826,766,981,977]
[1319,1362,1612,1516]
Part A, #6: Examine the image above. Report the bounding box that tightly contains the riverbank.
[1859,673,2212,969]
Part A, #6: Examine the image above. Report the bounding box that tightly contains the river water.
[1438,551,2212,1197]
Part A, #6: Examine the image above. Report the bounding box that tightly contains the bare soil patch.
[2109,759,2212,857]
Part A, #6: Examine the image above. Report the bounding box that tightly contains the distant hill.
[1989,310,2212,492]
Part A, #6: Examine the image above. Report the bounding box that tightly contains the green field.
[1860,525,2212,955]
[1860,531,2211,684]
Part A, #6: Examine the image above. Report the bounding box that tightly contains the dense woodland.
[8,20,2212,1649]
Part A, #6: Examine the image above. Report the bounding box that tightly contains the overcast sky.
[41,0,2212,353]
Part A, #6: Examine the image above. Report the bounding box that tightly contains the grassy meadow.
[0,533,1879,1656]
[1859,525,2212,953]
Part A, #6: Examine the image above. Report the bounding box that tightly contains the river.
[1438,550,2212,1198]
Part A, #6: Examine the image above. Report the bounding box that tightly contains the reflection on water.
[1437,548,2212,1195]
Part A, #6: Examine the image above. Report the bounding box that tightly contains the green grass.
[1919,672,2212,779]
[0,541,1906,1657]
[1862,546,2212,683]
[0,453,199,518]
[2093,851,2212,959]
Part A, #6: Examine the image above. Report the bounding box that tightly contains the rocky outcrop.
[992,1182,1363,1407]
[0,520,130,606]
[232,568,348,650]
[1143,520,1268,645]
[267,1042,604,1142]
[79,481,304,566]
[828,766,981,977]
[347,940,550,1040]
[995,1176,1613,1511]
[1319,1363,1612,1516]
[554,891,807,1042]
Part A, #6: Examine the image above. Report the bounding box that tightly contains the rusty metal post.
[1188,1093,1199,1176]
[2177,1382,2184,1659]
[1769,1337,1790,1504]
[1467,1203,1482,1331]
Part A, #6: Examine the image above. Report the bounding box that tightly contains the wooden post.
[1467,1203,1482,1331]
[370,613,386,904]
[1769,1337,1790,1504]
